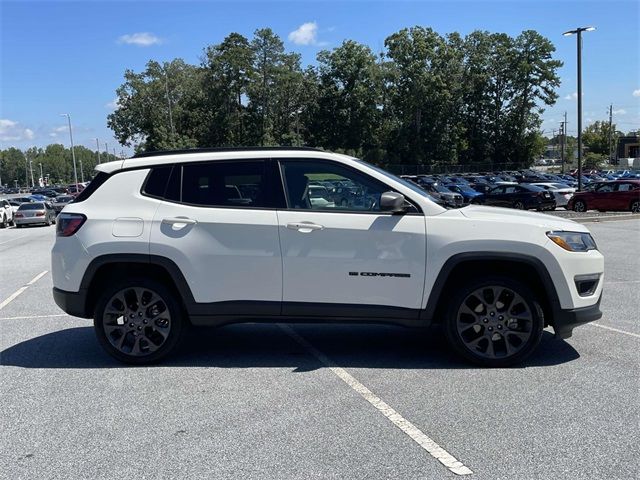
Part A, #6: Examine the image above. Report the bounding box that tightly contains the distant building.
[617,133,639,160]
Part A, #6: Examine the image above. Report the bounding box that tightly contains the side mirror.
[380,191,406,213]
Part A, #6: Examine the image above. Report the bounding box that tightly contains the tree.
[309,40,382,155]
[583,120,619,157]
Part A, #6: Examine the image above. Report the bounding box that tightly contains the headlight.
[546,231,598,252]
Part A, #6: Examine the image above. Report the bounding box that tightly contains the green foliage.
[106,27,562,169]
[583,121,619,156]
[1,145,118,187]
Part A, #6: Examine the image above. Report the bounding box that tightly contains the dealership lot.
[1,220,638,479]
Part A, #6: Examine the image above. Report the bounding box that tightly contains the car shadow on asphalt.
[0,323,579,370]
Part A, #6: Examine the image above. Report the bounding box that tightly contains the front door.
[275,159,426,319]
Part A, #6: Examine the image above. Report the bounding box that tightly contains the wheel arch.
[422,252,562,327]
[81,254,195,319]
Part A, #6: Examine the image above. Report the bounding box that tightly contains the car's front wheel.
[94,279,184,364]
[443,276,544,367]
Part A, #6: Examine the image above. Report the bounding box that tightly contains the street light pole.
[563,26,595,192]
[39,162,43,185]
[96,138,101,164]
[61,114,79,187]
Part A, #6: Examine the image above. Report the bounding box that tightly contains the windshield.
[351,158,438,201]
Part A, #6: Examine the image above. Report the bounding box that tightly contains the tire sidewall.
[574,200,586,212]
[93,278,184,365]
[443,276,544,367]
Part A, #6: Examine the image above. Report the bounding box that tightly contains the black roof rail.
[132,146,324,159]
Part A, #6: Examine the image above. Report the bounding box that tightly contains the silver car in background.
[530,182,576,208]
[14,202,57,227]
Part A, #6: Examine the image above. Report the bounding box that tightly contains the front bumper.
[552,295,602,339]
[53,287,90,318]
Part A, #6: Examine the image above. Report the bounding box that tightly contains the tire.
[442,275,544,367]
[93,278,184,365]
[631,200,640,213]
[573,200,586,212]
[0,215,5,229]
[513,201,525,210]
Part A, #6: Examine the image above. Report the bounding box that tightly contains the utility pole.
[164,66,175,137]
[60,114,79,187]
[39,162,44,185]
[96,138,101,164]
[559,121,565,172]
[608,104,613,164]
[563,26,595,191]
[104,142,108,161]
[25,155,28,189]
[29,159,35,187]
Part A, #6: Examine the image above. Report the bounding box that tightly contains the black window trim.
[140,158,280,210]
[274,157,423,215]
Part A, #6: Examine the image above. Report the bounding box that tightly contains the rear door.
[149,160,282,312]
[275,158,426,318]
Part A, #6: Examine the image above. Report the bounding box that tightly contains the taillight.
[35,211,45,217]
[56,213,86,237]
[15,213,23,218]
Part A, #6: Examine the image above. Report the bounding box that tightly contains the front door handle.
[162,217,197,225]
[286,222,324,233]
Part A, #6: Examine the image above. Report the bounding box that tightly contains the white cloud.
[564,92,578,100]
[288,22,319,45]
[53,125,68,133]
[633,89,640,97]
[613,109,626,115]
[106,98,120,110]
[0,119,35,142]
[117,32,162,47]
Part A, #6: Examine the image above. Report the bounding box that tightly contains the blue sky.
[1,0,639,155]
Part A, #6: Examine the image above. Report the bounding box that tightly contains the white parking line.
[588,322,640,339]
[280,324,473,476]
[0,235,28,246]
[0,270,48,311]
[0,313,67,320]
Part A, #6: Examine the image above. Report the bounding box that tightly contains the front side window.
[181,161,266,208]
[279,160,391,212]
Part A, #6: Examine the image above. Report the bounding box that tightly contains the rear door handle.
[162,217,197,225]
[286,222,324,232]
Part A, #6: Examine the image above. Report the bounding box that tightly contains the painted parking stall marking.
[280,324,474,476]
[588,322,640,339]
[0,270,48,311]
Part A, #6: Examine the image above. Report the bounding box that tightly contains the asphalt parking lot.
[1,219,638,479]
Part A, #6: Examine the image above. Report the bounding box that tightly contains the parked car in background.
[445,183,484,204]
[12,196,34,204]
[29,194,51,202]
[472,183,556,210]
[8,201,22,215]
[52,195,75,213]
[14,202,57,227]
[308,185,336,209]
[530,183,575,209]
[567,180,640,212]
[421,183,464,208]
[1,199,15,228]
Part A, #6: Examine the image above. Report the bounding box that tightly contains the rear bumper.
[552,295,602,339]
[53,287,90,318]
[15,217,47,225]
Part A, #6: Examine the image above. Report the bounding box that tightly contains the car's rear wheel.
[631,200,640,213]
[443,276,544,367]
[94,278,184,364]
[573,200,587,212]
[514,201,525,210]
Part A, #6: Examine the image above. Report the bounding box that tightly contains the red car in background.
[567,180,640,212]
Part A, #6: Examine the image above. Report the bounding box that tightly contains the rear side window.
[181,161,267,208]
[74,172,110,203]
[143,166,172,198]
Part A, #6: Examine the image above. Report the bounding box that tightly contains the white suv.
[51,148,604,366]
